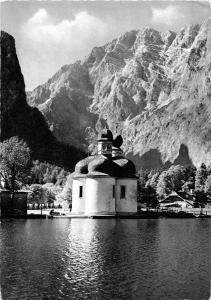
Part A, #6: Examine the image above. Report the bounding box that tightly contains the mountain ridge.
[27,19,211,169]
[1,30,85,170]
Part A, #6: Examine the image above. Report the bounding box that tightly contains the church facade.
[71,130,138,215]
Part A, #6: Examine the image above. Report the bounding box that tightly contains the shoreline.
[1,210,211,219]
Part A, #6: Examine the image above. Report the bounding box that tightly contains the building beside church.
[160,192,194,209]
[0,177,28,217]
[71,130,137,215]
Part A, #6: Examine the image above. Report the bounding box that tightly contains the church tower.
[97,130,113,157]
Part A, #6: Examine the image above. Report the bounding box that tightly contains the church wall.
[116,179,137,213]
[71,178,86,214]
[85,177,115,214]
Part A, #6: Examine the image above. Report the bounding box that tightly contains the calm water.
[0,219,210,300]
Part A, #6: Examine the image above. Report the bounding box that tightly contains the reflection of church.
[71,130,137,215]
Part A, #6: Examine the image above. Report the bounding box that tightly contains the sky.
[1,1,211,91]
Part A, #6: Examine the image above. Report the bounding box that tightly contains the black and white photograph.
[0,0,211,299]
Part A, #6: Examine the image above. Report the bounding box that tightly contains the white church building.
[71,130,138,216]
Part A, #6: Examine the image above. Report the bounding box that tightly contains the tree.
[28,184,46,215]
[195,163,207,192]
[137,169,150,204]
[43,168,52,184]
[141,186,159,209]
[156,171,172,198]
[56,175,72,210]
[56,169,68,186]
[182,180,194,194]
[204,174,211,199]
[167,165,186,192]
[156,165,186,199]
[207,165,211,176]
[30,160,68,185]
[42,183,61,203]
[184,166,196,183]
[51,168,59,184]
[146,172,160,190]
[194,190,207,214]
[0,137,31,201]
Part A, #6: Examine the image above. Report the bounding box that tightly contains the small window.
[113,185,115,198]
[107,144,112,151]
[120,185,126,199]
[79,186,83,198]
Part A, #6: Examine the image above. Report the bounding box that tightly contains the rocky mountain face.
[27,19,211,169]
[1,31,85,169]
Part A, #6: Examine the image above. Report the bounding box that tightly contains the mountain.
[27,19,211,169]
[1,31,85,169]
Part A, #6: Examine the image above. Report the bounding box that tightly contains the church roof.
[72,129,136,179]
[72,155,137,178]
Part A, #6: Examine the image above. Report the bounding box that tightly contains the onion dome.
[98,129,113,142]
[112,157,136,178]
[88,156,121,176]
[74,156,95,174]
[113,135,123,148]
[73,155,136,178]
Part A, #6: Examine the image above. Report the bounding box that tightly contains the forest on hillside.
[1,137,211,211]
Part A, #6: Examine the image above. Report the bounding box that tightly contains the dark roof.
[72,155,137,178]
[161,194,185,203]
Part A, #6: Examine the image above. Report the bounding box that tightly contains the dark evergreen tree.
[195,163,207,191]
[194,190,207,214]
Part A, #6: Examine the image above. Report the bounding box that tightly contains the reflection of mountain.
[28,19,211,169]
[1,31,85,169]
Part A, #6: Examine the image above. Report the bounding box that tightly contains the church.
[71,130,138,216]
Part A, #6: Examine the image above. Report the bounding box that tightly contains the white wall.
[72,177,137,215]
[71,178,86,214]
[85,177,116,214]
[116,179,137,213]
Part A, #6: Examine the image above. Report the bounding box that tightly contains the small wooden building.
[160,192,194,209]
[0,189,28,217]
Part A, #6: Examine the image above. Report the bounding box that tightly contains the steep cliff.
[27,19,211,169]
[1,31,84,169]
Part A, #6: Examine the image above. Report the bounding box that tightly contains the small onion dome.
[74,156,95,174]
[98,129,113,142]
[88,156,121,176]
[113,158,136,178]
[113,135,123,148]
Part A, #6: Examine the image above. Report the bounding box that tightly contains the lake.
[0,219,210,300]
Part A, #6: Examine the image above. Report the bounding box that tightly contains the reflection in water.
[61,219,142,299]
[1,219,210,300]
